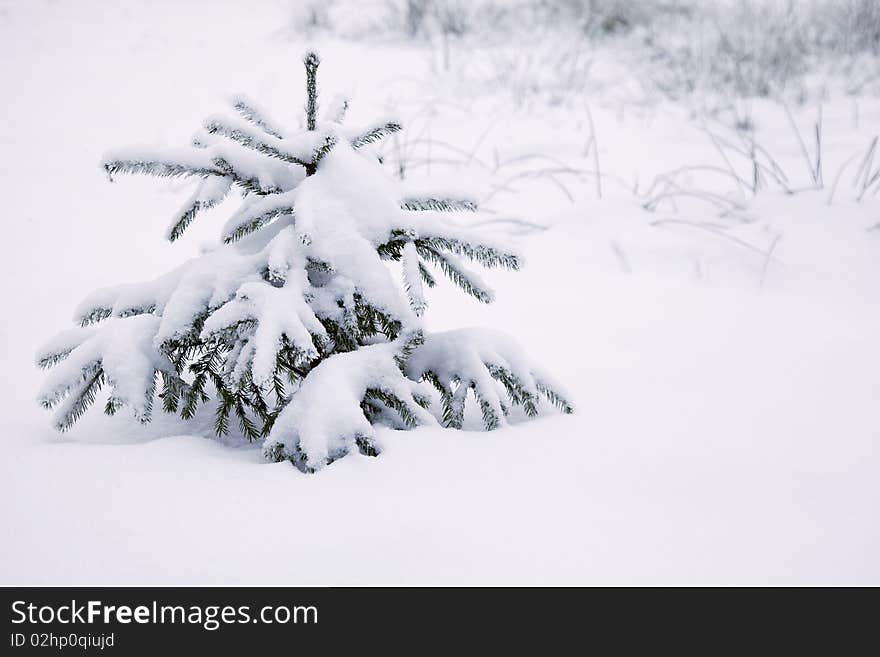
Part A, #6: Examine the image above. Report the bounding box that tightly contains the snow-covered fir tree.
[36,52,572,472]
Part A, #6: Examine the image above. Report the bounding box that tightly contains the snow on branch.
[350,120,402,148]
[35,326,96,369]
[73,243,271,345]
[104,142,294,199]
[36,316,172,430]
[400,197,477,212]
[230,94,285,139]
[204,114,312,167]
[304,50,320,132]
[166,176,233,242]
[401,241,426,315]
[417,234,522,270]
[264,341,434,472]
[103,148,220,181]
[200,277,326,387]
[221,191,296,244]
[394,212,523,270]
[209,153,287,195]
[416,246,495,303]
[407,329,573,430]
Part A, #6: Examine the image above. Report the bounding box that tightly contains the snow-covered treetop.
[36,51,571,472]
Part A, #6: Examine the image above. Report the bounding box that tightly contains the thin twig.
[783,103,820,188]
[650,219,781,261]
[759,233,783,291]
[585,103,602,199]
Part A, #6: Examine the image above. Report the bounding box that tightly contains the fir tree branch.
[401,241,426,315]
[53,367,106,432]
[158,370,191,414]
[488,365,538,417]
[139,374,157,424]
[364,388,420,428]
[104,395,124,416]
[412,391,431,409]
[179,342,226,420]
[418,261,437,287]
[37,348,75,370]
[231,95,285,139]
[211,157,282,195]
[304,51,320,132]
[116,304,156,319]
[471,384,501,430]
[351,121,402,148]
[355,433,380,457]
[447,379,469,429]
[394,329,424,371]
[376,238,406,260]
[536,379,574,415]
[222,205,294,244]
[104,158,219,181]
[235,398,262,441]
[204,118,310,167]
[215,389,233,436]
[401,197,477,212]
[39,361,102,410]
[263,441,287,464]
[181,372,209,420]
[167,176,233,242]
[410,372,460,429]
[355,300,403,341]
[417,235,521,270]
[311,134,337,168]
[416,246,495,303]
[79,307,113,326]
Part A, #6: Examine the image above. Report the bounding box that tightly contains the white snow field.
[1,0,878,584]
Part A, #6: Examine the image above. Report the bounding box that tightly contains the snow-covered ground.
[1,0,878,584]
